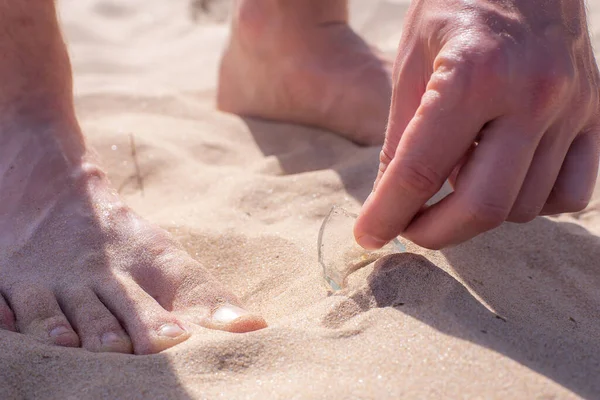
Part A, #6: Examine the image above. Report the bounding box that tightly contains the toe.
[202,303,267,333]
[170,276,268,333]
[134,260,267,334]
[59,288,132,354]
[8,285,80,348]
[0,293,16,331]
[96,278,190,355]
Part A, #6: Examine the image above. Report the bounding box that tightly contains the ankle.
[233,0,348,39]
[1,114,86,164]
[0,122,100,247]
[0,118,90,198]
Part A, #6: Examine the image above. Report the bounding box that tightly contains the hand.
[354,0,600,250]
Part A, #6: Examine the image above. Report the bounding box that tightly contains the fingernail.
[357,235,388,250]
[158,323,186,339]
[211,304,249,325]
[101,332,124,346]
[49,326,71,338]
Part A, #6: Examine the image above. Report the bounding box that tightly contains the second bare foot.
[217,0,392,146]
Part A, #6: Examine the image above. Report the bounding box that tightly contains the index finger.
[354,65,493,249]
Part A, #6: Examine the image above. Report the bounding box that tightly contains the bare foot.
[217,0,392,146]
[0,0,266,356]
[0,142,267,354]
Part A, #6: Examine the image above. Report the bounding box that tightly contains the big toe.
[134,261,267,334]
[188,302,267,333]
[95,262,267,354]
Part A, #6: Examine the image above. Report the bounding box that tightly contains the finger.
[542,130,600,215]
[374,43,427,191]
[449,143,477,189]
[507,128,571,222]
[355,63,493,249]
[402,118,542,249]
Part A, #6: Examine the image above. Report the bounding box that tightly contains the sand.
[1,0,600,398]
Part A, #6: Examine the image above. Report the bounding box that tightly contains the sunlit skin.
[0,0,598,355]
[354,0,600,250]
[0,0,267,356]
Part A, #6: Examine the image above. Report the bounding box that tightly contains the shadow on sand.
[349,214,600,398]
[244,117,600,398]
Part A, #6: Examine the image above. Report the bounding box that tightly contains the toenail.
[101,332,124,346]
[211,304,249,325]
[49,326,71,338]
[158,323,186,338]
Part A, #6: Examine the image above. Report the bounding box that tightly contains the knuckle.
[466,199,510,229]
[528,62,575,114]
[378,147,394,175]
[443,41,506,73]
[393,160,444,195]
[379,146,394,165]
[465,44,508,76]
[431,59,471,99]
[433,40,510,102]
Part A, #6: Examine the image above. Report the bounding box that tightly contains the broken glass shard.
[318,206,406,291]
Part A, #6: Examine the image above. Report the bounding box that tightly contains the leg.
[0,0,266,355]
[217,0,392,146]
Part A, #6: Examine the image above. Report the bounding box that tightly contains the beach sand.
[2,0,600,398]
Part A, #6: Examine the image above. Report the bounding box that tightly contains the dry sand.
[1,0,600,398]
